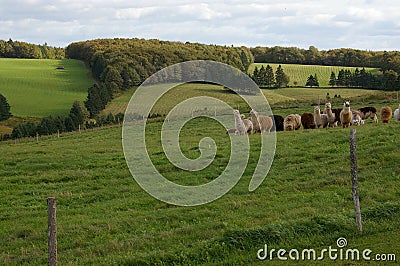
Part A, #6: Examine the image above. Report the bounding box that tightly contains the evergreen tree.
[69,101,89,128]
[305,74,319,87]
[337,69,345,86]
[265,65,275,87]
[258,65,267,86]
[0,93,11,121]
[275,65,289,87]
[329,72,336,87]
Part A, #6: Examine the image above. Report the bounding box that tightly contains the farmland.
[1,82,399,264]
[0,58,94,117]
[249,63,379,87]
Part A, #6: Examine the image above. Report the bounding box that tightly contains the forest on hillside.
[65,38,254,116]
[251,46,400,72]
[0,39,64,59]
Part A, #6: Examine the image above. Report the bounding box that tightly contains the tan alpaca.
[284,114,302,131]
[380,106,393,123]
[323,102,337,127]
[240,114,254,134]
[340,101,352,128]
[351,110,364,126]
[249,109,273,133]
[314,106,328,128]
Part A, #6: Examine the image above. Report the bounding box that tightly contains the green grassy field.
[102,83,384,117]
[0,58,94,117]
[249,63,379,87]
[1,88,399,264]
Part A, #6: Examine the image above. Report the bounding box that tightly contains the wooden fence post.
[350,129,363,233]
[47,197,57,266]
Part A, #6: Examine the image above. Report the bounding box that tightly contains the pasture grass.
[1,112,399,265]
[0,58,94,117]
[249,63,378,87]
[102,83,388,118]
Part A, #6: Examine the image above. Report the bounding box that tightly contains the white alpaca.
[394,104,400,122]
[314,106,328,128]
[323,102,337,127]
[240,114,254,134]
[233,109,247,135]
[249,109,273,133]
[351,110,364,126]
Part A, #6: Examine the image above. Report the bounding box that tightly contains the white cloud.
[0,0,400,50]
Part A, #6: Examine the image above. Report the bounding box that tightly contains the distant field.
[102,83,383,116]
[0,58,94,117]
[249,63,379,87]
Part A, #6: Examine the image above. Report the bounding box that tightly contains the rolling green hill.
[102,83,383,116]
[0,58,94,117]
[249,63,379,87]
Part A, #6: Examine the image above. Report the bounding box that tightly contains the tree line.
[66,38,255,116]
[328,68,399,90]
[251,64,290,87]
[250,46,400,70]
[0,39,64,59]
[4,101,123,140]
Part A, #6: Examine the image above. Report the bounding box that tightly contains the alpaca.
[314,106,328,128]
[226,128,237,134]
[284,114,302,131]
[358,106,378,123]
[323,102,337,127]
[240,114,254,134]
[249,109,273,133]
[233,109,247,135]
[394,104,400,122]
[332,108,342,125]
[380,106,393,123]
[340,101,352,128]
[301,112,316,129]
[270,115,284,132]
[351,110,364,126]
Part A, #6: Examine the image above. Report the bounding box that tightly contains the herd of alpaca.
[228,102,400,135]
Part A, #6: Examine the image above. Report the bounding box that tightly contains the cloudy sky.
[1,0,400,50]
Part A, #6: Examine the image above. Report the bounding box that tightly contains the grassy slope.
[1,95,399,265]
[249,63,378,87]
[0,58,94,117]
[102,83,384,117]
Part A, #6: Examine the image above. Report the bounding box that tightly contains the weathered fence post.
[47,197,57,266]
[350,129,363,233]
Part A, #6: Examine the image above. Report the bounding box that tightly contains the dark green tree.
[265,65,275,87]
[275,65,289,87]
[69,101,89,128]
[0,93,12,121]
[329,72,336,87]
[305,74,319,87]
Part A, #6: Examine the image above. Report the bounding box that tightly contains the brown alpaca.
[380,106,393,123]
[358,106,378,123]
[240,114,253,134]
[284,114,302,131]
[301,112,316,129]
[270,115,284,132]
[249,109,273,133]
[340,101,352,128]
[226,128,237,134]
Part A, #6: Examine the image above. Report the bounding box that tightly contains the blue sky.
[1,0,400,50]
